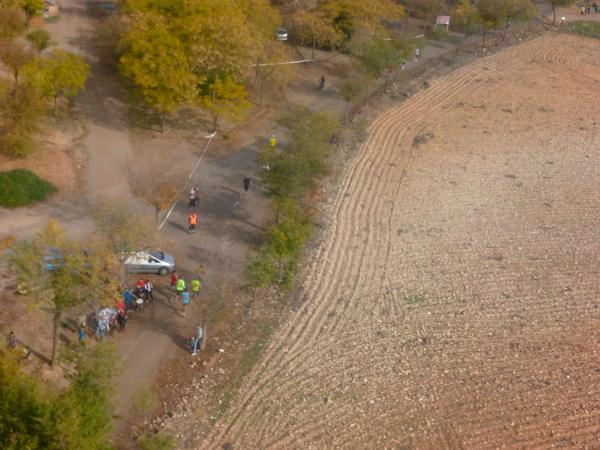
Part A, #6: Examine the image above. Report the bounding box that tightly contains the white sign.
[436,15,450,26]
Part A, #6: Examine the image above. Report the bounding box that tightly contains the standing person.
[318,75,325,90]
[176,277,186,299]
[124,288,135,311]
[191,325,203,356]
[170,270,178,289]
[269,134,277,149]
[188,211,197,234]
[181,289,191,317]
[8,331,17,349]
[117,310,127,332]
[191,278,201,299]
[243,176,251,192]
[78,326,86,345]
[144,280,154,302]
[415,47,420,60]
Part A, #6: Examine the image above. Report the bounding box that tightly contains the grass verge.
[0,169,57,208]
[568,21,600,39]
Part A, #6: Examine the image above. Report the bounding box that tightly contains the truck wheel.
[159,267,168,276]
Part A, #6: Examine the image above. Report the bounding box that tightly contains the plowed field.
[199,34,600,449]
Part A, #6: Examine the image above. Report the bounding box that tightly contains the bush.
[138,433,175,450]
[0,169,57,207]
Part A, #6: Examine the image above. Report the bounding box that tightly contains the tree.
[129,155,182,226]
[0,41,34,88]
[0,0,25,43]
[9,220,119,365]
[119,12,198,132]
[499,0,536,40]
[20,0,44,24]
[405,0,443,33]
[340,80,361,123]
[24,49,89,115]
[352,37,414,88]
[318,0,405,40]
[0,343,117,449]
[548,0,575,25]
[26,29,52,53]
[0,80,45,157]
[453,0,483,37]
[199,74,251,131]
[92,200,157,254]
[287,9,343,55]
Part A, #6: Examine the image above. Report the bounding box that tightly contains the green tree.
[0,350,53,449]
[26,29,52,53]
[138,433,175,450]
[0,80,45,157]
[49,343,117,450]
[119,12,197,132]
[340,80,361,123]
[352,37,413,87]
[20,0,44,23]
[0,343,117,449]
[0,0,25,43]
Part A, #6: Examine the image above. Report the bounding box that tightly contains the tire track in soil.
[198,34,600,449]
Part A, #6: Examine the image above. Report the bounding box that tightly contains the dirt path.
[192,34,600,449]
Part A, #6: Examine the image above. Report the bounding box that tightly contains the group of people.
[171,271,202,318]
[581,3,599,14]
[78,279,155,343]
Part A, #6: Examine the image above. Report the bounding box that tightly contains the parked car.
[276,27,288,41]
[123,250,175,275]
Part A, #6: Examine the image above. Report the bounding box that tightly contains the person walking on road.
[191,278,201,299]
[188,187,197,208]
[318,75,325,90]
[117,310,127,332]
[181,289,191,317]
[243,176,251,192]
[176,278,186,299]
[188,212,197,234]
[170,271,178,289]
[191,325,203,356]
[269,134,277,149]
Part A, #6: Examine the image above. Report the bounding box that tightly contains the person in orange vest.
[188,211,197,234]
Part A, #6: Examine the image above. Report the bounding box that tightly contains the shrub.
[568,21,600,39]
[0,169,57,207]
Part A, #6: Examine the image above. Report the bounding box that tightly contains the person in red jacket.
[170,270,178,289]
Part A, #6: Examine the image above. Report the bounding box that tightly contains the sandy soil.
[186,33,600,449]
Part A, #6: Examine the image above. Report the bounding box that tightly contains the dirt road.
[194,34,600,449]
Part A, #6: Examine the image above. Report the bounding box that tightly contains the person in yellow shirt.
[191,278,201,299]
[269,134,277,149]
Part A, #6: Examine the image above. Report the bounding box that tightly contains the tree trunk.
[253,58,260,88]
[53,95,58,116]
[552,4,556,25]
[311,31,315,60]
[155,206,160,226]
[345,101,350,124]
[212,113,219,132]
[160,110,165,133]
[51,310,61,365]
[502,20,511,40]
